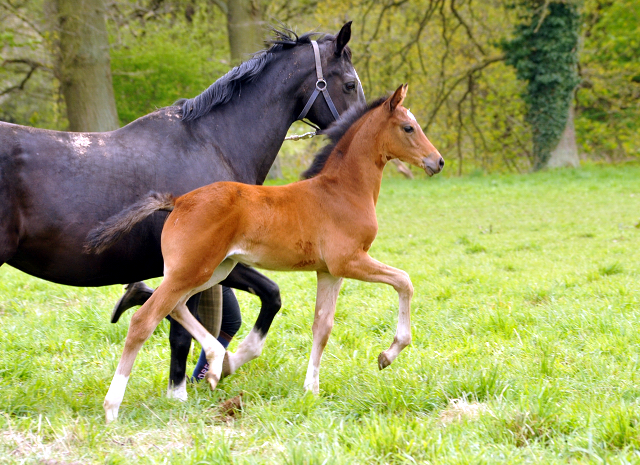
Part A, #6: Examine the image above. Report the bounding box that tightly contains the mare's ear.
[388,84,408,112]
[335,21,352,56]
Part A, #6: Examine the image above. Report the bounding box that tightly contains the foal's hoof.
[104,404,119,424]
[378,352,392,370]
[221,351,232,379]
[111,282,154,323]
[205,372,220,391]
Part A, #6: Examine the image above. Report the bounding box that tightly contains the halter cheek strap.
[297,40,341,123]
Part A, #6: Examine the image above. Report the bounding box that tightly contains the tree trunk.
[226,0,283,179]
[546,103,580,168]
[54,0,119,132]
[227,0,263,65]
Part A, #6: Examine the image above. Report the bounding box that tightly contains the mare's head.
[290,21,367,128]
[177,22,365,130]
[377,85,444,176]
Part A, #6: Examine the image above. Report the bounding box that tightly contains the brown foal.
[87,84,444,423]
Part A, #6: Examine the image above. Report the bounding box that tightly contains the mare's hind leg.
[336,253,413,370]
[303,271,343,394]
[220,263,282,377]
[104,284,185,423]
[166,293,201,401]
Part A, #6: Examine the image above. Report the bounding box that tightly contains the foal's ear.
[335,21,352,56]
[388,84,408,112]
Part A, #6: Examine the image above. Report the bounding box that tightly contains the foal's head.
[377,85,444,176]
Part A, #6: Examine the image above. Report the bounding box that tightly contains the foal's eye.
[403,125,414,134]
[344,81,357,92]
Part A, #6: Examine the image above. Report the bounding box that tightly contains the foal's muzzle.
[423,154,445,176]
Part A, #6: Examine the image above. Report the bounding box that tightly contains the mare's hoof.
[206,372,220,391]
[111,282,154,323]
[378,352,391,370]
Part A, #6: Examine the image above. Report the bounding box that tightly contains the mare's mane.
[301,96,387,180]
[177,28,345,122]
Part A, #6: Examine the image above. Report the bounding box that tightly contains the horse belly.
[227,242,322,272]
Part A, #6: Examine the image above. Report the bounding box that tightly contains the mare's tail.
[84,191,175,254]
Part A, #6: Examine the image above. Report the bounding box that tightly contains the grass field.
[1,164,640,464]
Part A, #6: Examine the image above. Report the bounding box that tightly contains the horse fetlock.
[395,333,412,349]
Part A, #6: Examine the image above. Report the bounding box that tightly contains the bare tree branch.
[425,54,506,130]
[0,58,44,96]
[450,0,486,55]
[0,1,45,38]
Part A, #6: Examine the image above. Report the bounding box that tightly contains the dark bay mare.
[87,85,444,423]
[0,23,365,398]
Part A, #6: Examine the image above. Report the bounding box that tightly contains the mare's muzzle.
[423,154,445,176]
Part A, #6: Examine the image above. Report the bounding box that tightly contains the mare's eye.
[403,125,414,134]
[344,81,357,92]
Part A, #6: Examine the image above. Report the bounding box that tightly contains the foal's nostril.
[439,157,445,169]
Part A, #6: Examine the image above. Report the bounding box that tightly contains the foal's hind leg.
[220,264,282,378]
[303,271,343,394]
[336,253,414,370]
[104,284,185,423]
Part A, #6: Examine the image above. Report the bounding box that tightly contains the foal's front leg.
[339,253,414,369]
[303,271,343,394]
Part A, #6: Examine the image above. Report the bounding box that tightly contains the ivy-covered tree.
[502,0,581,170]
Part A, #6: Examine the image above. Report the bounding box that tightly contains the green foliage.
[502,1,581,170]
[108,2,230,125]
[577,0,640,160]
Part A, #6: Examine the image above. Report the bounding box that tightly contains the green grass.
[1,164,640,463]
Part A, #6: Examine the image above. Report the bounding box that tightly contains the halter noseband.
[297,40,341,125]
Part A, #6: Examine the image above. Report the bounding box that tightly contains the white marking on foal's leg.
[222,328,266,377]
[166,377,187,401]
[303,358,321,394]
[104,373,129,424]
[378,271,413,369]
[200,333,226,390]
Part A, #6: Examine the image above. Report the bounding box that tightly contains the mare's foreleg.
[221,263,282,377]
[103,285,185,424]
[303,271,343,394]
[338,253,413,370]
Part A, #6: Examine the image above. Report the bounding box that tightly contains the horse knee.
[395,332,412,349]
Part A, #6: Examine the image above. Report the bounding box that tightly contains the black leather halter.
[297,40,341,127]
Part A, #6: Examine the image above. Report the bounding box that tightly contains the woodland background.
[0,0,638,176]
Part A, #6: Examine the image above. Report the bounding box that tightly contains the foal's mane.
[178,28,344,122]
[301,96,387,180]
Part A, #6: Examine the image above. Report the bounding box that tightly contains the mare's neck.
[316,114,387,205]
[192,49,310,185]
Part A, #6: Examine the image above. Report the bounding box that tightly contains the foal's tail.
[84,191,176,254]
